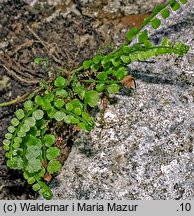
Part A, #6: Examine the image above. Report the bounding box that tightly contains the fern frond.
[119,42,189,63]
[126,0,188,44]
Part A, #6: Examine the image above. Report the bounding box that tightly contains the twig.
[10,39,34,56]
[0,87,42,107]
[27,26,50,53]
[0,92,30,107]
[1,65,39,85]
[27,26,65,64]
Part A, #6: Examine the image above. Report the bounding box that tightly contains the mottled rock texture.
[23,0,166,18]
[51,0,194,200]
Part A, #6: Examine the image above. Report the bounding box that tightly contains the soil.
[0,0,148,199]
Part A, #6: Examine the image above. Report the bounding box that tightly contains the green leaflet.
[170,1,180,11]
[73,84,86,100]
[37,181,53,200]
[92,55,102,64]
[90,64,99,72]
[151,18,161,29]
[11,118,20,127]
[47,160,62,174]
[54,76,67,87]
[34,168,45,180]
[25,145,42,160]
[133,43,144,51]
[24,117,36,127]
[68,115,79,124]
[3,141,10,151]
[120,55,131,64]
[111,58,121,67]
[161,8,170,19]
[153,4,163,14]
[138,30,148,43]
[32,110,44,120]
[35,95,43,106]
[24,100,34,111]
[180,0,187,4]
[113,68,128,81]
[107,84,120,94]
[39,189,53,200]
[26,158,42,173]
[27,177,36,185]
[3,139,10,146]
[97,72,108,81]
[14,137,22,145]
[20,124,30,133]
[32,183,41,191]
[15,109,25,120]
[143,40,153,48]
[122,45,132,53]
[7,157,23,170]
[84,90,99,107]
[46,147,60,160]
[70,99,83,110]
[5,133,13,140]
[74,107,82,116]
[55,89,68,98]
[24,134,40,146]
[44,93,55,103]
[126,27,138,42]
[43,134,56,147]
[65,102,73,111]
[96,83,105,92]
[83,60,92,70]
[101,55,112,68]
[54,99,65,108]
[7,126,16,133]
[47,107,57,118]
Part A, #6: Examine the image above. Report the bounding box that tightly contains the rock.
[0,76,10,92]
[52,1,194,199]
[78,0,166,16]
[23,0,166,18]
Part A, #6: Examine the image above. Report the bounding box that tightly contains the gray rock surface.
[22,0,166,17]
[51,0,194,200]
[78,0,166,17]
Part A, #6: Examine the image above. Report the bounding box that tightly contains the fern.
[2,0,189,200]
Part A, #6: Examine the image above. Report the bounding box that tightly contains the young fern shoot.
[2,0,189,200]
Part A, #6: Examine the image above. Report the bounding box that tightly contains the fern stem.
[71,65,84,75]
[60,108,89,125]
[80,79,119,84]
[107,0,176,57]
